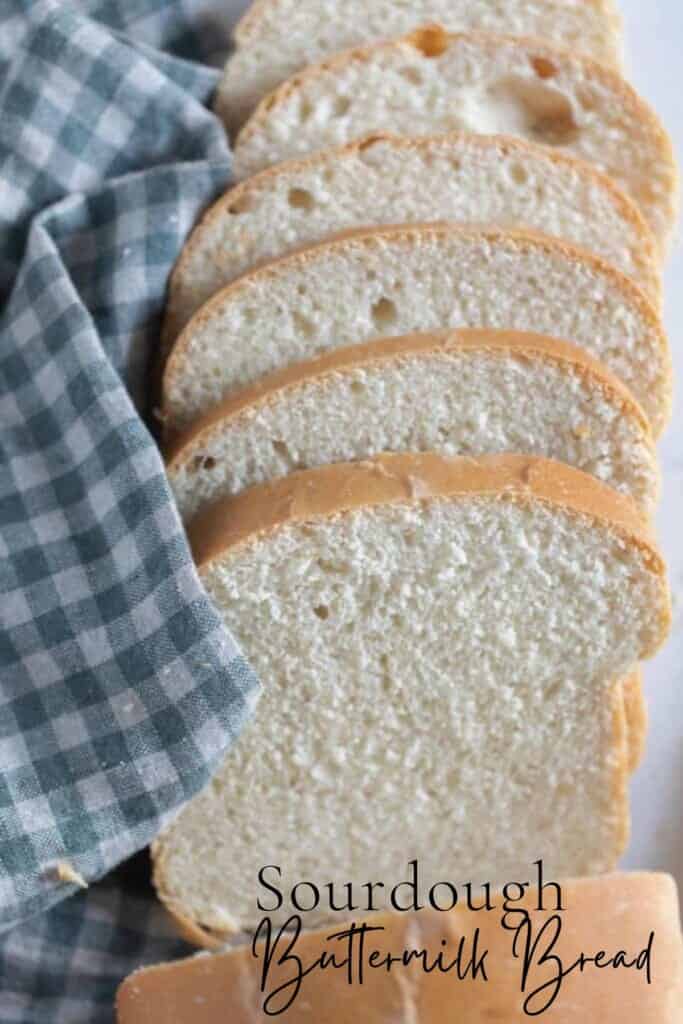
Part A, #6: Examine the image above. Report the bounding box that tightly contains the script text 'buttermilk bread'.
[152,455,671,941]
[161,224,671,437]
[232,28,678,254]
[164,132,660,343]
[119,874,683,1021]
[166,331,660,522]
[217,0,624,131]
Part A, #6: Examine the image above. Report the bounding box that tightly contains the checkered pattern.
[0,2,261,1020]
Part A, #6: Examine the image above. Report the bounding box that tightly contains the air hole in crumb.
[371,297,398,330]
[350,380,365,394]
[288,187,316,211]
[450,158,462,172]
[577,87,598,112]
[412,25,449,59]
[400,66,424,85]
[271,439,298,469]
[379,654,392,692]
[197,455,216,471]
[293,311,316,338]
[333,95,352,117]
[299,98,315,122]
[314,604,330,620]
[532,110,579,146]
[487,75,579,147]
[531,56,558,79]
[227,194,253,216]
[508,162,529,185]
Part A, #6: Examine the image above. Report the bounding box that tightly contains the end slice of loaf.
[233,28,678,251]
[162,224,671,436]
[217,0,624,132]
[121,875,683,1020]
[165,132,659,343]
[152,454,671,938]
[166,330,659,522]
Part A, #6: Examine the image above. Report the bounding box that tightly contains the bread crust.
[163,131,660,347]
[622,671,648,773]
[162,222,672,436]
[165,328,655,475]
[232,28,678,249]
[119,874,683,1020]
[187,453,670,660]
[232,0,623,53]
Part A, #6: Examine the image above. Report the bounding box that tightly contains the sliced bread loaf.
[166,331,659,522]
[233,28,678,251]
[121,875,683,1020]
[165,133,659,343]
[162,224,671,436]
[217,0,623,132]
[152,454,671,939]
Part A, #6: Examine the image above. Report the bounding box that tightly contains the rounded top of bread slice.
[156,456,670,936]
[190,453,666,599]
[164,131,659,345]
[162,222,671,436]
[167,330,659,522]
[233,27,677,250]
[217,0,623,131]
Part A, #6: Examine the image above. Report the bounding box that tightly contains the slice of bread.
[162,224,671,437]
[165,133,659,343]
[166,331,659,522]
[216,0,624,132]
[152,454,671,939]
[120,875,683,1020]
[233,28,678,251]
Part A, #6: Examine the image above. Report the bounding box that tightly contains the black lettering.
[326,881,358,913]
[257,866,283,912]
[391,860,423,912]
[429,881,459,912]
[291,881,320,912]
[362,880,385,912]
[465,882,495,912]
[534,860,564,912]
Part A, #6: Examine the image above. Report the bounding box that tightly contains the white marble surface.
[221,0,683,888]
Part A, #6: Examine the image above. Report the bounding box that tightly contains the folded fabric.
[0,2,259,1021]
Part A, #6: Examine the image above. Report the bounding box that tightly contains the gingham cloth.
[0,2,260,1020]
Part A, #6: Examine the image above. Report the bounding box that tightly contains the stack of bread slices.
[153,0,677,954]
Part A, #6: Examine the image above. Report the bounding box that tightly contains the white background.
[221,0,683,890]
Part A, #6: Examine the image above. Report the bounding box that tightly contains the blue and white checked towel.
[0,2,260,1020]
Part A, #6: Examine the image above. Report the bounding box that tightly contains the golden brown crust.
[162,221,671,436]
[118,874,683,1021]
[165,329,654,469]
[188,453,670,659]
[232,0,623,53]
[233,27,678,254]
[162,131,660,349]
[622,671,649,773]
[234,27,673,174]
